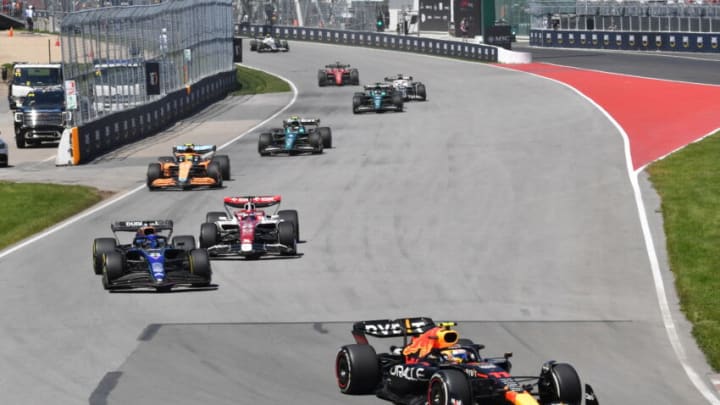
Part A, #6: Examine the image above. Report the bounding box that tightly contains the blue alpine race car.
[258,115,332,156]
[92,220,212,292]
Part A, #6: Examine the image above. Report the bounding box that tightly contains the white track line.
[513,69,720,404]
[0,68,298,260]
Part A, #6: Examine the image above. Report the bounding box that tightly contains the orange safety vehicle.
[146,144,231,190]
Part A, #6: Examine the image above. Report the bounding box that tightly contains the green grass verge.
[0,181,105,250]
[233,64,291,95]
[647,133,720,372]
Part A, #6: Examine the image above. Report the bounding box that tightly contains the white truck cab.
[7,63,63,109]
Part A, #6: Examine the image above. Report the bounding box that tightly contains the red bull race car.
[198,195,299,259]
[91,220,212,292]
[335,317,599,405]
[318,61,360,86]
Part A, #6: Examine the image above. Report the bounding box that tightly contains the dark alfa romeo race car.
[384,73,427,101]
[318,61,360,86]
[335,317,599,405]
[92,220,212,291]
[258,115,332,156]
[199,195,300,259]
[353,83,403,114]
[250,34,289,52]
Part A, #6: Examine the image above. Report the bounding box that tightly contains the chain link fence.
[233,0,388,32]
[58,0,233,125]
[530,0,720,32]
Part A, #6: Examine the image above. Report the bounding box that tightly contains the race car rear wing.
[224,195,282,209]
[325,63,350,69]
[351,317,436,345]
[172,144,216,154]
[282,118,320,126]
[364,83,394,90]
[384,74,413,81]
[111,220,174,232]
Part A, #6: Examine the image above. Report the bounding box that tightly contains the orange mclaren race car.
[146,144,231,190]
[335,317,599,405]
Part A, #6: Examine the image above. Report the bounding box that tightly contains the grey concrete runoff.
[0,40,716,404]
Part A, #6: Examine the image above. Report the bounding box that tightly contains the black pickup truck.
[13,86,70,148]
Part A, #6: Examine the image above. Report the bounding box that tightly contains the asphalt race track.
[0,41,718,404]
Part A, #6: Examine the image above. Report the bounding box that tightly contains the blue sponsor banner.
[530,29,720,53]
[238,24,498,62]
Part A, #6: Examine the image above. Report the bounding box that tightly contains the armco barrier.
[74,70,236,164]
[239,25,499,63]
[530,29,720,53]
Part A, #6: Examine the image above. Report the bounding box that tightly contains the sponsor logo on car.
[390,365,426,381]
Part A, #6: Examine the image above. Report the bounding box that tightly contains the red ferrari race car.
[199,195,299,259]
[318,61,360,86]
[335,317,599,405]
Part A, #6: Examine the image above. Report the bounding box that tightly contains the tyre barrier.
[238,24,499,63]
[71,70,236,165]
[530,29,720,53]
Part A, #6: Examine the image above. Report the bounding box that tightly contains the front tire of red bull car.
[427,369,472,405]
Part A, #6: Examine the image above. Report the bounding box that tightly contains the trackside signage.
[530,29,720,53]
[240,24,498,62]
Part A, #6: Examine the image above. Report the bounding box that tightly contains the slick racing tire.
[199,223,219,250]
[189,248,212,286]
[258,133,272,156]
[352,96,362,114]
[318,127,332,149]
[281,40,289,51]
[207,162,223,188]
[309,132,323,154]
[278,209,300,242]
[318,70,327,87]
[350,69,360,85]
[250,40,258,51]
[392,94,404,112]
[427,369,472,405]
[172,235,196,251]
[416,83,427,101]
[205,211,226,223]
[278,221,297,255]
[93,237,117,275]
[538,362,582,405]
[102,251,125,290]
[214,155,231,180]
[335,344,380,395]
[147,163,162,190]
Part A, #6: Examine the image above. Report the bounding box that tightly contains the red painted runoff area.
[502,63,720,169]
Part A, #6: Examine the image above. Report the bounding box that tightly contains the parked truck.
[7,63,63,109]
[13,86,71,148]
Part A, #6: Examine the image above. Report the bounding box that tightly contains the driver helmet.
[183,143,195,153]
[288,115,301,129]
[441,348,469,364]
[143,234,160,249]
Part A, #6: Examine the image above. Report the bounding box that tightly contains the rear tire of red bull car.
[336,344,380,395]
